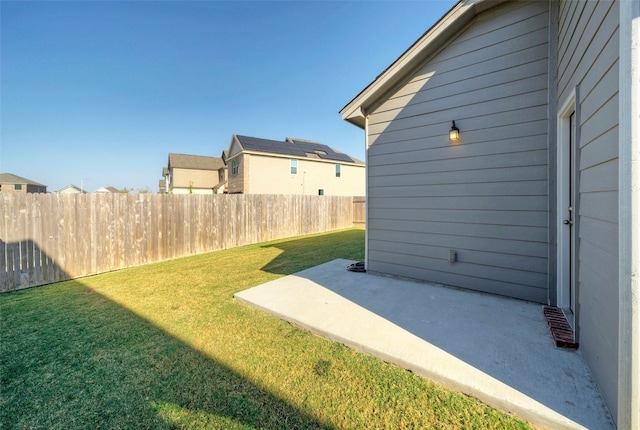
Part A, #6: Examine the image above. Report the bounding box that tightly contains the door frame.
[557,89,578,329]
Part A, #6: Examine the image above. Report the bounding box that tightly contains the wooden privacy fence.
[1,193,365,292]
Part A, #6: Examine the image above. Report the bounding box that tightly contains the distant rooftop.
[0,173,46,186]
[168,153,225,170]
[56,184,84,193]
[234,135,363,165]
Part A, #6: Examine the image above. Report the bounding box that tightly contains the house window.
[14,184,22,191]
[318,189,324,196]
[231,159,239,175]
[335,164,341,177]
[290,159,297,175]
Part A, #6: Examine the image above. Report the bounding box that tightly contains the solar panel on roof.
[236,135,356,163]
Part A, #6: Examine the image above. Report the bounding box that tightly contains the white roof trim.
[340,0,507,129]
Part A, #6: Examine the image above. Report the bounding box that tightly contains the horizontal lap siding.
[366,1,550,303]
[558,0,619,418]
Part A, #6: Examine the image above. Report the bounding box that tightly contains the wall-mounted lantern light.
[449,120,460,142]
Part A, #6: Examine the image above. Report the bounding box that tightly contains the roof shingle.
[0,173,46,186]
[168,153,225,171]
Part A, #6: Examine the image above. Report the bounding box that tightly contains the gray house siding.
[557,0,620,418]
[366,1,551,303]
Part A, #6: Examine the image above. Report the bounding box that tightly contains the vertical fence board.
[135,195,144,266]
[90,193,98,274]
[119,194,127,268]
[30,195,41,285]
[81,194,89,277]
[40,194,50,283]
[65,195,73,277]
[15,196,25,286]
[0,195,7,291]
[113,194,121,268]
[13,243,21,289]
[159,195,167,261]
[0,234,5,292]
[184,195,192,257]
[148,194,157,264]
[217,195,226,250]
[49,194,59,282]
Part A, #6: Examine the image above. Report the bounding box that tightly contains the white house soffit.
[339,0,508,128]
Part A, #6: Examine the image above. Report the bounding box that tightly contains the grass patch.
[1,229,531,429]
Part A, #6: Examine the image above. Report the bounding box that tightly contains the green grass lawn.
[0,229,531,429]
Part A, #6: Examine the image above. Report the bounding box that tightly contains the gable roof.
[340,0,507,128]
[168,153,225,171]
[56,184,84,193]
[232,135,363,165]
[0,173,46,187]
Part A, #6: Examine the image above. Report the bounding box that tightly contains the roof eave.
[340,0,506,128]
[342,107,367,130]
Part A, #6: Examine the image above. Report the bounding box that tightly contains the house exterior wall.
[170,167,216,194]
[365,1,550,303]
[0,182,46,194]
[557,0,620,419]
[213,167,228,194]
[227,154,247,194]
[227,152,364,196]
[244,154,364,196]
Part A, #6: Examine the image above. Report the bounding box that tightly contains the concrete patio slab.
[234,259,614,430]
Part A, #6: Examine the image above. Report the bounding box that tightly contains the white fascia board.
[618,0,640,428]
[339,0,505,128]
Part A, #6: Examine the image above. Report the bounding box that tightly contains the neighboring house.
[226,135,365,195]
[0,173,47,193]
[162,153,226,194]
[56,184,85,194]
[214,150,229,194]
[159,167,171,194]
[340,0,638,427]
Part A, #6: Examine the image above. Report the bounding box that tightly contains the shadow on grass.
[0,279,334,429]
[259,229,365,276]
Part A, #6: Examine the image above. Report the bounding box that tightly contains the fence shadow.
[0,239,70,293]
[0,278,334,429]
[259,229,365,276]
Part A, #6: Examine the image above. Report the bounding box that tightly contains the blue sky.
[1,0,454,192]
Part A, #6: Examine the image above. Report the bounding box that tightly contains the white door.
[558,98,577,329]
[566,112,576,316]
